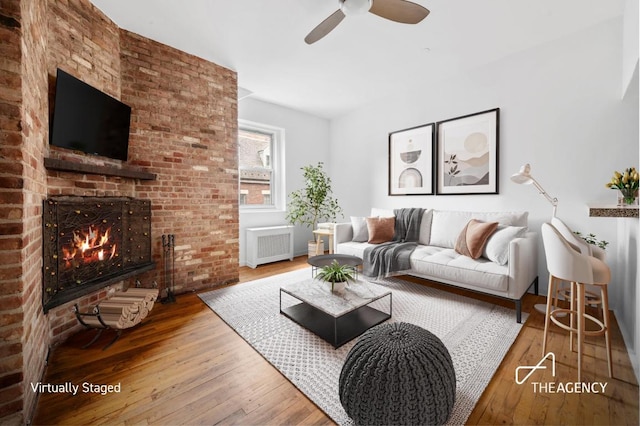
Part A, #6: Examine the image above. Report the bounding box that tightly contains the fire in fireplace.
[43,197,154,312]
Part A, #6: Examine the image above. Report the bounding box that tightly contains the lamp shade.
[340,0,372,16]
[510,163,534,185]
[510,162,558,217]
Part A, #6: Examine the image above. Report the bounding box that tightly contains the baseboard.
[614,307,640,383]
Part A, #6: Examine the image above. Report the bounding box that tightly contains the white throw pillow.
[483,225,527,265]
[429,211,475,248]
[351,216,369,242]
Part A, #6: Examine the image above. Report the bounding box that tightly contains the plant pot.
[308,239,324,258]
[330,281,347,294]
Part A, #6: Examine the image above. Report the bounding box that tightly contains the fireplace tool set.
[161,234,176,304]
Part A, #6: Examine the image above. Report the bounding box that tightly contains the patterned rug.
[198,268,525,425]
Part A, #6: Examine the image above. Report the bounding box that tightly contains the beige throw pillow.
[455,219,499,259]
[366,216,395,244]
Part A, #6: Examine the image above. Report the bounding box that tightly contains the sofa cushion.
[366,216,395,243]
[410,246,509,292]
[430,210,528,249]
[483,225,527,265]
[418,209,434,246]
[455,219,498,259]
[351,216,369,242]
[336,241,375,258]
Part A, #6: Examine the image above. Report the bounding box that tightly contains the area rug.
[199,268,525,425]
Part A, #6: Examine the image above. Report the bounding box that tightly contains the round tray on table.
[307,254,363,277]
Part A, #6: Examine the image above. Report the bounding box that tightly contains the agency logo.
[515,352,556,385]
[515,352,608,394]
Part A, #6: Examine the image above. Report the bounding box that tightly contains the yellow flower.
[607,167,640,191]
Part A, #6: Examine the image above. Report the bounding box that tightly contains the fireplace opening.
[43,197,154,312]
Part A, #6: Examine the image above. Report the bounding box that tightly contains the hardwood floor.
[33,257,638,425]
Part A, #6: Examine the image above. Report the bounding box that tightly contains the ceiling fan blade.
[369,0,429,24]
[305,9,346,44]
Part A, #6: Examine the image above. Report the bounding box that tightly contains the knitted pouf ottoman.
[339,322,456,426]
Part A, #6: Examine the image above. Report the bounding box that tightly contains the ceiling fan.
[305,0,430,44]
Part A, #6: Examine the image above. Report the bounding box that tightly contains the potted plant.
[286,162,343,257]
[315,260,356,293]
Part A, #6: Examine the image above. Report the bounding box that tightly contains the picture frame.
[388,123,435,196]
[435,108,499,195]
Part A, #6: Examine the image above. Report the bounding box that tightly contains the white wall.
[329,17,638,351]
[238,98,331,264]
[622,0,639,96]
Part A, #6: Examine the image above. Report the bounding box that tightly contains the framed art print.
[435,108,499,195]
[388,123,434,196]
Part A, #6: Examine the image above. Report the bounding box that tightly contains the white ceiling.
[89,0,625,119]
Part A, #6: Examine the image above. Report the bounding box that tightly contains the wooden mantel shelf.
[588,204,639,218]
[44,158,156,180]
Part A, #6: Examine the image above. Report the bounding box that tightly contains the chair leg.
[569,281,576,352]
[576,283,585,383]
[542,275,556,357]
[600,284,613,378]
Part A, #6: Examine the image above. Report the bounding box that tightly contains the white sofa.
[334,208,539,322]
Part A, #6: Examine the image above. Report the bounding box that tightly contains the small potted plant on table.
[315,260,356,294]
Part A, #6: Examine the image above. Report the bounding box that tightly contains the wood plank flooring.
[33,257,638,425]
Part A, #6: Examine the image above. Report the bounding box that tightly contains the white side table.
[312,228,334,255]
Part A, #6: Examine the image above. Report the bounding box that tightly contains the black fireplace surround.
[42,196,154,312]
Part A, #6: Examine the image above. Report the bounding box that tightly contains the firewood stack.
[74,287,159,349]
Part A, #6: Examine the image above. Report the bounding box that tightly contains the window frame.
[238,119,285,212]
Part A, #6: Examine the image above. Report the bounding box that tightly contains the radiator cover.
[246,225,294,268]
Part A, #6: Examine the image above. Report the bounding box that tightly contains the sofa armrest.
[334,222,353,251]
[507,231,538,299]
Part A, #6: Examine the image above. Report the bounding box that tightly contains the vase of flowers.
[606,167,639,206]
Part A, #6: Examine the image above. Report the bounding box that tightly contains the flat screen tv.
[50,69,131,161]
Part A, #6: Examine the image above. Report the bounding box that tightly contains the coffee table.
[280,278,392,348]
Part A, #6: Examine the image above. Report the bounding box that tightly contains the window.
[238,120,284,210]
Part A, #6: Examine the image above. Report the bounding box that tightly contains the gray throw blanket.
[363,208,424,279]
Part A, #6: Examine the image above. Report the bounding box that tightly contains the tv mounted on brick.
[49,68,131,162]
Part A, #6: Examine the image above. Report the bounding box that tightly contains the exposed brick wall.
[121,31,239,293]
[0,0,49,423]
[19,0,50,421]
[0,0,238,423]
[0,1,27,422]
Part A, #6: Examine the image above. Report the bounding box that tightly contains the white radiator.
[246,225,294,268]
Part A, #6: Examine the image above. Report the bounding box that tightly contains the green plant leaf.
[286,162,343,231]
[315,260,356,284]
